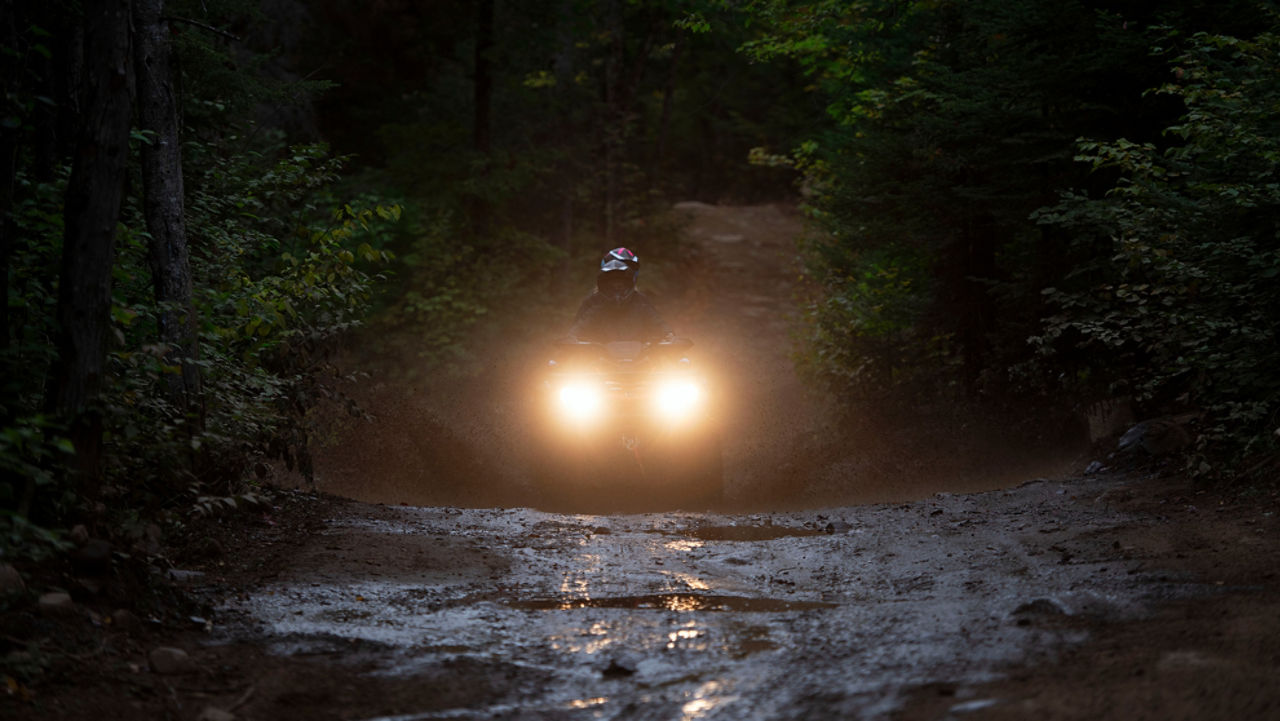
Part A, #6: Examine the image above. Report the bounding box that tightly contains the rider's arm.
[566,294,601,342]
[639,295,674,342]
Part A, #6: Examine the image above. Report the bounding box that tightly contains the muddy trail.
[13,205,1279,721]
[309,202,1077,512]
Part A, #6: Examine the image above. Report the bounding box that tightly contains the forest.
[2,0,1278,562]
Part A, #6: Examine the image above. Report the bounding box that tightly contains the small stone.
[601,657,637,678]
[1084,460,1105,475]
[188,536,225,560]
[0,563,25,597]
[69,538,113,576]
[73,576,103,595]
[139,523,163,556]
[149,646,197,675]
[166,568,207,584]
[197,706,236,721]
[1011,597,1069,624]
[110,609,144,634]
[69,524,90,546]
[38,592,77,617]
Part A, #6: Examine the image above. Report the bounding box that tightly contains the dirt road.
[15,205,1277,721]
[204,473,1276,721]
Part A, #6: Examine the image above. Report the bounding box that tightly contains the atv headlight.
[557,383,604,422]
[654,380,702,420]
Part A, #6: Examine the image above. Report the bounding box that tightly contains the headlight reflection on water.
[682,681,738,721]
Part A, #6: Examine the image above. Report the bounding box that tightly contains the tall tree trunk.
[44,0,134,496]
[467,0,495,237]
[473,0,494,156]
[653,38,683,169]
[0,0,19,358]
[134,0,203,426]
[603,0,623,245]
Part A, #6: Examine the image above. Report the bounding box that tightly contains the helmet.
[596,247,639,303]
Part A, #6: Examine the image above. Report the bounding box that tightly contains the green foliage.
[749,0,1279,475]
[798,242,949,397]
[769,0,1152,397]
[0,132,399,557]
[1033,30,1280,474]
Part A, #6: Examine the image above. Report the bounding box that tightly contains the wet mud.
[190,474,1279,721]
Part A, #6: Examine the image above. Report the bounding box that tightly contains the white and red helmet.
[597,247,640,301]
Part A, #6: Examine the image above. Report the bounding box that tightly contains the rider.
[567,247,674,343]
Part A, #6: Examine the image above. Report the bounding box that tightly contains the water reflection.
[511,594,836,612]
[667,621,707,651]
[681,681,738,720]
[558,554,601,601]
[666,572,711,592]
[548,621,616,654]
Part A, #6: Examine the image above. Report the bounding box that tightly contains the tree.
[134,0,203,424]
[44,0,135,494]
[1033,29,1280,474]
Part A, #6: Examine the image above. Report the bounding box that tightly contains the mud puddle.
[681,524,827,542]
[203,475,1231,720]
[510,593,837,612]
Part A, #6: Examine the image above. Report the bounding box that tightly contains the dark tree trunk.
[29,0,63,182]
[0,0,18,357]
[469,0,495,237]
[958,215,997,398]
[44,0,135,495]
[473,0,494,155]
[653,38,683,169]
[134,0,203,425]
[602,0,623,245]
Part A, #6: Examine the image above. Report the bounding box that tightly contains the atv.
[529,339,722,512]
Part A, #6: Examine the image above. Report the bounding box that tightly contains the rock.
[149,646,198,675]
[37,592,77,618]
[1084,460,1105,475]
[196,706,236,721]
[949,698,1001,715]
[69,524,90,546]
[1118,415,1194,455]
[69,538,113,576]
[0,563,25,597]
[1095,487,1135,506]
[132,523,164,556]
[188,536,225,560]
[110,609,144,634]
[601,656,637,678]
[166,568,207,584]
[1011,597,1068,625]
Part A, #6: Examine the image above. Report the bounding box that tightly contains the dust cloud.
[304,203,1085,511]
